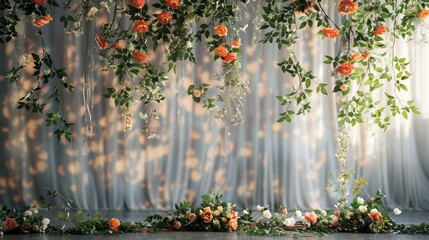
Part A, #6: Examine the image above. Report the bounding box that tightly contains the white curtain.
[1,3,429,211]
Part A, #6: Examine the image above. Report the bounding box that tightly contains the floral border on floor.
[1,190,429,236]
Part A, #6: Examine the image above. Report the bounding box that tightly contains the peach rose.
[33,19,45,28]
[363,51,371,60]
[228,219,238,231]
[229,210,238,220]
[132,50,148,63]
[4,218,17,231]
[322,27,340,39]
[224,52,237,63]
[215,46,228,57]
[373,25,387,35]
[369,209,383,222]
[174,221,181,229]
[350,52,362,61]
[200,207,213,223]
[340,84,348,91]
[333,210,341,217]
[32,0,47,4]
[419,9,429,20]
[193,89,201,98]
[231,40,241,48]
[158,12,172,25]
[282,209,288,215]
[215,24,228,37]
[336,61,355,76]
[166,0,180,10]
[187,213,197,221]
[112,41,124,50]
[213,210,220,217]
[109,218,120,229]
[95,35,108,49]
[134,20,149,33]
[338,0,358,15]
[304,211,318,224]
[127,0,145,9]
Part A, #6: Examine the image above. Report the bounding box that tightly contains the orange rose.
[418,9,429,20]
[213,210,220,217]
[373,25,387,35]
[132,50,148,63]
[32,0,47,4]
[304,211,318,224]
[231,40,241,48]
[109,218,120,229]
[228,219,238,231]
[215,24,228,37]
[338,0,358,15]
[322,27,340,39]
[224,52,237,63]
[369,209,383,222]
[350,52,362,61]
[33,14,53,28]
[340,84,348,91]
[158,12,172,25]
[166,0,180,10]
[95,35,109,49]
[336,61,355,76]
[112,41,124,50]
[4,218,17,231]
[200,207,213,223]
[215,46,228,57]
[127,0,145,9]
[134,20,149,33]
[363,51,371,60]
[187,213,197,221]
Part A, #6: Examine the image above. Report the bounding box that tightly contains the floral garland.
[1,190,429,236]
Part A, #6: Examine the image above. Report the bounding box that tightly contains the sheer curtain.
[1,4,429,211]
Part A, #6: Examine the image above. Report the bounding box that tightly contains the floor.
[1,211,428,239]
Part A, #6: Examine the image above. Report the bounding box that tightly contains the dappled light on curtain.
[1,4,429,211]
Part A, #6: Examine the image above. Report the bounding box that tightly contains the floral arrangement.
[1,190,429,236]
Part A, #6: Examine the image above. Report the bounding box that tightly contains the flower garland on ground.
[1,190,429,236]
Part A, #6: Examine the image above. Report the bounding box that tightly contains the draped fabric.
[1,2,429,211]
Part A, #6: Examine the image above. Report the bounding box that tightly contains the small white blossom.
[282,217,296,227]
[393,208,402,215]
[87,7,98,18]
[321,210,327,217]
[24,210,33,216]
[217,206,223,212]
[243,209,249,215]
[357,197,365,205]
[256,205,264,211]
[358,205,367,213]
[295,210,302,218]
[263,210,272,219]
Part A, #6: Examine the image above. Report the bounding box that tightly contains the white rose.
[24,210,33,216]
[256,205,264,212]
[263,210,272,219]
[282,217,296,227]
[243,209,249,215]
[217,206,223,212]
[33,209,39,215]
[357,197,365,205]
[42,218,50,226]
[321,210,327,217]
[295,210,302,218]
[393,208,402,215]
[358,205,367,213]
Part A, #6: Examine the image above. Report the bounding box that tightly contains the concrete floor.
[1,211,428,239]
